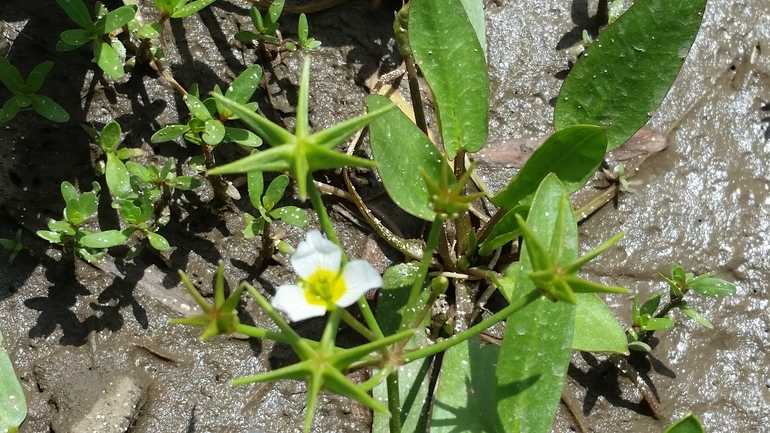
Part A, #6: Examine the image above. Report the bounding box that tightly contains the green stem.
[403,219,443,329]
[357,297,385,340]
[307,173,347,262]
[321,308,344,353]
[402,289,541,363]
[341,309,378,342]
[386,372,403,433]
[233,323,290,344]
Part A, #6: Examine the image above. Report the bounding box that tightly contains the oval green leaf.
[151,124,190,143]
[106,153,132,198]
[225,64,262,104]
[269,206,308,228]
[366,94,449,221]
[93,38,124,78]
[170,0,216,18]
[664,412,706,433]
[94,5,136,35]
[59,28,92,47]
[202,119,225,145]
[0,330,26,432]
[56,0,94,32]
[409,0,488,158]
[491,125,606,210]
[79,229,130,249]
[554,0,707,151]
[147,232,170,251]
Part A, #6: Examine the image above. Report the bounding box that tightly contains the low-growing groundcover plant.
[0,0,736,432]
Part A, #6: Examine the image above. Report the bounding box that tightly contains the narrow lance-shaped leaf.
[25,61,53,93]
[554,0,707,151]
[171,0,216,18]
[492,125,606,210]
[56,0,95,31]
[0,330,27,432]
[495,174,575,433]
[409,0,489,158]
[31,95,70,123]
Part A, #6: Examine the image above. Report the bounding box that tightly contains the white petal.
[336,260,383,307]
[272,284,327,322]
[291,231,341,279]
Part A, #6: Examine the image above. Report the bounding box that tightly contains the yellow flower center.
[301,268,347,307]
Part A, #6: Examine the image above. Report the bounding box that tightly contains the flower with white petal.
[272,230,383,322]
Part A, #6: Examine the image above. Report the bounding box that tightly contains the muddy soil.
[0,0,768,432]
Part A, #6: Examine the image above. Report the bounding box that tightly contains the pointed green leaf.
[640,293,661,317]
[210,93,296,147]
[170,0,215,18]
[94,5,135,35]
[664,412,705,433]
[184,93,212,121]
[409,0,488,158]
[30,95,69,123]
[126,161,152,183]
[170,176,200,190]
[56,0,95,31]
[93,38,124,78]
[495,174,575,433]
[478,205,529,256]
[226,65,262,104]
[208,145,293,175]
[0,330,26,432]
[26,61,54,93]
[0,98,20,123]
[430,335,499,432]
[573,293,628,354]
[247,167,264,211]
[308,101,395,150]
[681,308,713,329]
[554,0,707,151]
[0,58,24,93]
[640,316,674,331]
[366,94,447,221]
[151,124,190,143]
[492,125,606,209]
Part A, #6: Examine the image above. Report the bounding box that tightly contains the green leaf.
[151,124,190,143]
[170,176,200,190]
[0,330,26,432]
[79,229,130,248]
[430,335,499,432]
[247,168,264,211]
[137,22,162,39]
[170,0,215,18]
[478,204,529,256]
[94,5,135,35]
[640,293,661,317]
[269,206,308,227]
[209,93,296,147]
[460,0,486,56]
[573,293,628,354]
[60,181,79,207]
[106,153,132,198]
[225,65,262,104]
[0,98,20,123]
[554,0,707,151]
[93,38,124,78]
[30,95,69,123]
[224,127,262,147]
[263,174,289,210]
[56,0,95,31]
[0,58,25,93]
[126,161,152,183]
[147,231,170,250]
[367,94,449,221]
[640,316,674,331]
[495,174,575,433]
[98,120,122,152]
[298,13,309,42]
[492,125,606,210]
[202,119,225,145]
[37,230,64,244]
[26,61,54,93]
[115,147,143,160]
[688,276,736,296]
[408,0,488,158]
[208,145,294,175]
[664,412,706,433]
[243,213,264,239]
[373,263,431,433]
[184,93,212,121]
[681,308,713,329]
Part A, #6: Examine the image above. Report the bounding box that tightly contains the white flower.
[271,230,383,322]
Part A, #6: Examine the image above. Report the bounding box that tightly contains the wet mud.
[1,0,768,432]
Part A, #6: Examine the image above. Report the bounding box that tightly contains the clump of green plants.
[9,0,729,432]
[0,59,69,124]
